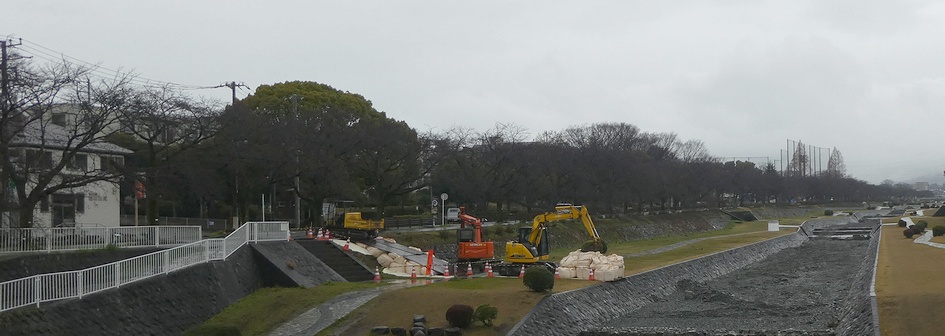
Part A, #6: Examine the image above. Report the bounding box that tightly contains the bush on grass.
[904,228,916,238]
[898,220,907,227]
[933,225,945,237]
[824,209,834,216]
[474,304,498,326]
[446,304,474,328]
[523,266,555,292]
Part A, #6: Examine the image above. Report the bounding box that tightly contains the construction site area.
[0,205,935,335]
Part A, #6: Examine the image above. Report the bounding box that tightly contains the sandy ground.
[602,226,871,334]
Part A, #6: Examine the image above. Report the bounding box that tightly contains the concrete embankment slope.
[251,241,345,287]
[509,215,879,336]
[0,246,264,336]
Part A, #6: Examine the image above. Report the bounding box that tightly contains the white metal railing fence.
[0,226,203,254]
[0,221,288,313]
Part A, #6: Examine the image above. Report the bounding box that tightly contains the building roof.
[10,121,132,155]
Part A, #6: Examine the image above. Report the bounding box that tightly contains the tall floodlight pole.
[289,94,302,228]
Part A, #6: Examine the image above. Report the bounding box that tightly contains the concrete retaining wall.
[509,216,863,336]
[0,246,264,336]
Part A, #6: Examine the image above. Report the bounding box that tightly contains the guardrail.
[0,226,203,254]
[0,221,289,313]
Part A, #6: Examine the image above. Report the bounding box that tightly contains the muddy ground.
[599,225,871,335]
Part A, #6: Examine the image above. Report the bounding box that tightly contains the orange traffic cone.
[518,265,525,278]
[411,267,417,279]
[443,265,451,278]
[306,227,314,239]
[588,268,596,281]
[343,238,350,251]
[374,266,381,282]
[486,263,494,278]
[466,263,474,276]
[316,228,324,240]
[554,267,561,279]
[326,230,332,239]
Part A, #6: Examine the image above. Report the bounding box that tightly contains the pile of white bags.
[557,250,625,281]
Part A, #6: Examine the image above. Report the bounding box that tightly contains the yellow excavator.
[492,204,607,276]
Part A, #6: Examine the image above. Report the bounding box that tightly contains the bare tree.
[1,55,134,227]
[107,85,221,224]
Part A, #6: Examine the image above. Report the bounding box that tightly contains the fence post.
[164,251,171,274]
[154,226,160,247]
[115,263,121,288]
[77,271,84,299]
[45,228,52,253]
[204,241,210,262]
[34,276,41,307]
[253,223,258,243]
[104,227,111,247]
[245,223,250,243]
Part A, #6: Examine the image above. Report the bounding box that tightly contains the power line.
[13,37,219,91]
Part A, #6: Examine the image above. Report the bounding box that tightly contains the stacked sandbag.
[556,249,625,281]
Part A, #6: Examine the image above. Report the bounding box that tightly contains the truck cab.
[446,207,461,223]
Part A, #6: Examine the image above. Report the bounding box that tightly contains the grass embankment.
[875,222,945,336]
[183,282,382,336]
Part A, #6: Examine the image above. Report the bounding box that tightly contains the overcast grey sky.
[5,1,945,184]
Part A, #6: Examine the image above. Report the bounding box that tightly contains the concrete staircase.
[295,240,374,282]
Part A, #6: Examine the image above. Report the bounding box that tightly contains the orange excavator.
[456,206,496,265]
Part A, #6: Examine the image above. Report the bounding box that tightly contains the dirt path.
[875,225,945,336]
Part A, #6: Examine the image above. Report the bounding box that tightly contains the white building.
[3,114,131,229]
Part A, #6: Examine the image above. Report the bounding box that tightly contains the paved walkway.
[913,230,945,249]
[267,280,432,336]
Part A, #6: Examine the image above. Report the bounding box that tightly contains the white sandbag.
[355,242,368,249]
[560,255,577,267]
[576,266,590,280]
[574,259,592,267]
[408,246,423,253]
[377,254,394,268]
[393,255,408,266]
[367,247,385,258]
[558,267,576,279]
[388,264,407,275]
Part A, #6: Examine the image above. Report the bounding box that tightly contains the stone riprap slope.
[600,238,870,334]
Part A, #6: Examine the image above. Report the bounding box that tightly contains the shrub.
[904,228,915,238]
[580,240,608,254]
[473,304,498,326]
[183,324,241,336]
[824,209,834,216]
[898,220,907,227]
[522,266,554,292]
[445,304,474,328]
[933,225,945,237]
[918,220,929,229]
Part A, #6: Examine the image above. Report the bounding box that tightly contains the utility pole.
[289,94,302,229]
[223,81,249,105]
[1,38,22,111]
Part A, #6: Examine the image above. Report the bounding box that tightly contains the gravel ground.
[601,226,871,335]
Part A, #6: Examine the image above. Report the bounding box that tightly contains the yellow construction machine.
[492,204,607,276]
